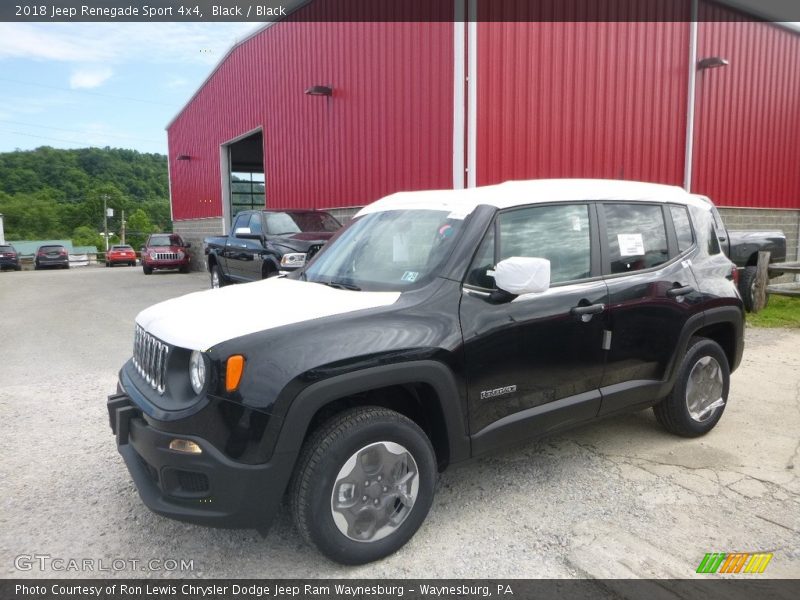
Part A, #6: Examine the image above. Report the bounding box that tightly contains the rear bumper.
[0,257,19,268]
[107,391,291,530]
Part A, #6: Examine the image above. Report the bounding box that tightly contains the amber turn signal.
[225,354,245,392]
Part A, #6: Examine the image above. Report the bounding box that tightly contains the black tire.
[14,266,21,271]
[210,264,227,288]
[654,337,730,437]
[106,261,111,267]
[262,263,279,279]
[290,406,436,565]
[129,262,135,267]
[179,264,190,274]
[143,265,153,275]
[739,266,768,312]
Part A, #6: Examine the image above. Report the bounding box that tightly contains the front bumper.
[107,392,291,530]
[143,259,188,269]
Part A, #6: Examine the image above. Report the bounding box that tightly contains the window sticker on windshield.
[393,234,410,262]
[401,271,419,282]
[446,209,469,220]
[618,233,645,256]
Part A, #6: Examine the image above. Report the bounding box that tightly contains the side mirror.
[494,257,551,297]
[184,242,192,248]
[234,227,260,240]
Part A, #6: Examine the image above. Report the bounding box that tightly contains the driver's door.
[460,203,609,456]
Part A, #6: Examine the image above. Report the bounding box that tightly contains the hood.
[278,231,335,242]
[146,245,184,251]
[135,278,401,351]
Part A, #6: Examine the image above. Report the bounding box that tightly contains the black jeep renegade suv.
[108,179,744,564]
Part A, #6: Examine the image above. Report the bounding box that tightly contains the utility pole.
[121,209,126,245]
[102,194,109,252]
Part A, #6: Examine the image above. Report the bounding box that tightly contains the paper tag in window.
[571,216,582,231]
[447,209,469,220]
[393,234,409,262]
[618,233,645,256]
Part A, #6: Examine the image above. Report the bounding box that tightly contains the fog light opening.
[169,439,203,454]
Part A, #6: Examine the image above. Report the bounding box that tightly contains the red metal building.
[167,0,800,267]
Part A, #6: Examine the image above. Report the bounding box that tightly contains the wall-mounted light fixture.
[176,154,191,161]
[698,57,729,70]
[305,85,333,96]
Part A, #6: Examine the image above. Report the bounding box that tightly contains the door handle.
[570,303,605,318]
[667,285,694,298]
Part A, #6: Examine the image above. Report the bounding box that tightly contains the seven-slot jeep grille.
[133,325,169,394]
[153,252,179,261]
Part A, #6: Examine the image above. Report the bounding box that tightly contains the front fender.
[271,360,471,467]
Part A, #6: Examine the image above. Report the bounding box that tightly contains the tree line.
[0,146,172,252]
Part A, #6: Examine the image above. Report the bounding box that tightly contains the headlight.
[149,251,157,259]
[189,350,206,395]
[280,253,306,267]
[177,250,185,259]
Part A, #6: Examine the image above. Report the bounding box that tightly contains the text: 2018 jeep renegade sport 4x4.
[108,180,744,564]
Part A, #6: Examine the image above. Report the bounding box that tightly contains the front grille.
[154,252,179,261]
[306,244,323,261]
[132,325,169,394]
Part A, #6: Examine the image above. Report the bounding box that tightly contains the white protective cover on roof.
[356,179,705,219]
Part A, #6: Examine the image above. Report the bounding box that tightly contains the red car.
[141,233,191,275]
[106,245,137,267]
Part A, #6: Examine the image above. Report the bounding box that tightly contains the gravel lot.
[1,266,798,578]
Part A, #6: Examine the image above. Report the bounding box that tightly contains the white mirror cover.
[494,257,551,295]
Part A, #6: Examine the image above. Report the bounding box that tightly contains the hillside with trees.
[0,146,172,251]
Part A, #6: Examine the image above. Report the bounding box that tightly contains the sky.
[0,22,263,155]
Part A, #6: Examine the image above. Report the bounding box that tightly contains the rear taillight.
[731,266,739,285]
[60,249,68,256]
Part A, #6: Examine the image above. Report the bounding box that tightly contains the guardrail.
[752,250,800,312]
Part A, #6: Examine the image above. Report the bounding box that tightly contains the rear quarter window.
[669,205,695,253]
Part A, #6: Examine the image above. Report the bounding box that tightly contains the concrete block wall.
[172,218,225,272]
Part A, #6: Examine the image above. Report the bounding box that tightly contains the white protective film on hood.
[135,277,401,351]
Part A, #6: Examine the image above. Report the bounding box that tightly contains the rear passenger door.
[597,202,703,415]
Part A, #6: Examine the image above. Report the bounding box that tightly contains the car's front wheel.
[142,265,153,275]
[210,264,227,288]
[654,337,730,437]
[290,406,436,565]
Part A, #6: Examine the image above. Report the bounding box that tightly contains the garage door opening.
[223,130,265,227]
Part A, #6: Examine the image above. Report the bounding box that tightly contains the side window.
[465,225,495,289]
[604,203,669,274]
[248,213,263,235]
[465,204,592,288]
[669,205,694,253]
[232,213,249,233]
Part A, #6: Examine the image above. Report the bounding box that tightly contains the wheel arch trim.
[272,361,470,466]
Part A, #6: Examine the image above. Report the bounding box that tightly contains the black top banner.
[3,0,800,22]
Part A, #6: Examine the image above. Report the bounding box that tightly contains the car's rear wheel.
[654,337,730,437]
[739,266,768,312]
[290,406,436,565]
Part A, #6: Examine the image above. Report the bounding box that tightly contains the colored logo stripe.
[697,553,773,574]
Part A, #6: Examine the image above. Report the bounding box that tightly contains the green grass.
[747,294,800,328]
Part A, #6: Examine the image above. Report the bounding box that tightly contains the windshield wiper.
[322,279,361,291]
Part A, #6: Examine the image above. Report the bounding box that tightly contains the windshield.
[265,212,341,235]
[304,210,464,291]
[149,235,181,246]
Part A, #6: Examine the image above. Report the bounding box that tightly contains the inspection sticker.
[618,233,645,256]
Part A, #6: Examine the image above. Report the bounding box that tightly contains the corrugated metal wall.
[475,0,690,187]
[169,0,800,220]
[168,1,454,220]
[692,2,800,208]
